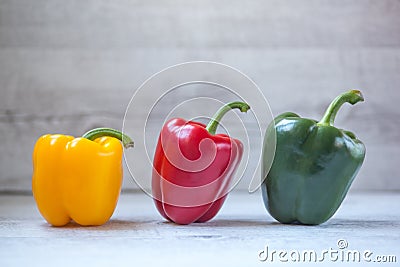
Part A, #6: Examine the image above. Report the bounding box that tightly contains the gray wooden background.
[1,0,399,193]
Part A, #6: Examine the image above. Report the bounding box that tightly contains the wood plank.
[0,0,399,48]
[1,48,400,191]
[1,0,400,192]
[0,192,399,266]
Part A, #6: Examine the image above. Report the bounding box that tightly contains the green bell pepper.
[262,90,366,225]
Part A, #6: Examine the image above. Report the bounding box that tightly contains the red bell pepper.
[152,101,250,224]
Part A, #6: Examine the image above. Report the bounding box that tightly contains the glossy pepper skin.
[262,90,365,225]
[32,128,133,226]
[152,102,250,225]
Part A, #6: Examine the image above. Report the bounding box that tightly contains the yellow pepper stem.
[82,128,134,149]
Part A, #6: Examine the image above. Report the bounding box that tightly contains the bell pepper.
[32,128,134,226]
[262,90,366,225]
[152,101,250,224]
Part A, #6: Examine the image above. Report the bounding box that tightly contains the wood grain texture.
[0,192,399,266]
[0,0,399,192]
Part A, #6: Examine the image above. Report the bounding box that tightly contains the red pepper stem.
[317,90,364,127]
[205,101,251,135]
[82,128,134,149]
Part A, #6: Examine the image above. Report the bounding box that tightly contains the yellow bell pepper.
[32,128,134,226]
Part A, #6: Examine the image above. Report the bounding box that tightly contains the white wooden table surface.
[0,192,399,267]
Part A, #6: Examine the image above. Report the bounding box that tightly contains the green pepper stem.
[205,101,250,135]
[82,128,134,149]
[318,90,364,126]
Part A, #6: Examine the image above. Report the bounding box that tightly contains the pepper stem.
[82,128,134,149]
[318,90,364,126]
[205,101,250,135]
